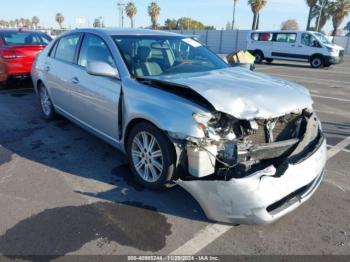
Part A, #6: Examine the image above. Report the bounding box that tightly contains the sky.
[1,0,346,33]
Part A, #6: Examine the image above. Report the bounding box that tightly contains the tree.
[55,13,65,29]
[148,2,161,29]
[226,21,233,30]
[125,2,137,28]
[177,17,205,30]
[248,0,267,30]
[9,20,16,28]
[15,19,20,28]
[330,0,350,36]
[164,19,177,30]
[24,19,32,28]
[281,19,300,30]
[345,20,350,35]
[305,0,318,30]
[20,18,25,27]
[93,18,102,28]
[32,16,40,29]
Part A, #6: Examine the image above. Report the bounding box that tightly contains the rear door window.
[275,33,297,43]
[1,32,51,46]
[258,33,272,41]
[54,34,81,63]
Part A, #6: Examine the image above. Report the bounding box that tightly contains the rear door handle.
[71,77,79,84]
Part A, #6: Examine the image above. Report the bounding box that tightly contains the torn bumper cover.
[177,138,326,224]
[176,112,327,225]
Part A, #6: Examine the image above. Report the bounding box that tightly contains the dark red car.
[0,29,52,84]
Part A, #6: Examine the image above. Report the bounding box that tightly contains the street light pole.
[232,0,238,30]
[117,0,126,28]
[316,0,326,32]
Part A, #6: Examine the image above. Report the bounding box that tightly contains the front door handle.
[44,66,50,72]
[71,77,79,84]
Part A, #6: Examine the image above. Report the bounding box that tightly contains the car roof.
[251,30,317,34]
[0,29,44,34]
[66,28,182,37]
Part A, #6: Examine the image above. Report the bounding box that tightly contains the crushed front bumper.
[177,137,327,225]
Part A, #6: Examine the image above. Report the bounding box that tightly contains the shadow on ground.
[0,91,207,256]
[0,202,171,259]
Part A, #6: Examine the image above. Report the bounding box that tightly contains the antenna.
[117,0,126,28]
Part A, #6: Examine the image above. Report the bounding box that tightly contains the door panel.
[69,33,121,140]
[289,33,323,60]
[44,34,81,112]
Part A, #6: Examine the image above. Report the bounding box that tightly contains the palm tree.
[55,13,65,29]
[125,2,137,28]
[305,0,318,30]
[330,0,350,36]
[20,18,25,27]
[9,20,16,28]
[32,16,40,29]
[24,19,32,28]
[15,19,20,28]
[248,0,267,30]
[148,2,161,29]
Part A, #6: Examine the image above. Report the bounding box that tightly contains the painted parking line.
[327,137,350,160]
[259,66,350,75]
[267,73,350,85]
[169,224,232,255]
[168,136,350,256]
[311,94,350,103]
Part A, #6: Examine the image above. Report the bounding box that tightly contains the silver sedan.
[32,28,327,224]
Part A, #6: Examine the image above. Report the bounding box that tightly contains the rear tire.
[126,122,177,190]
[310,55,324,68]
[38,83,56,120]
[253,51,264,64]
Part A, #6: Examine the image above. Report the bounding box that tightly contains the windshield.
[1,32,51,46]
[112,35,229,77]
[313,32,332,45]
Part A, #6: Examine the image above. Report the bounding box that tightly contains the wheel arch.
[309,53,324,62]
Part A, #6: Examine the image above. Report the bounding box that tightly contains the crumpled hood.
[151,67,313,119]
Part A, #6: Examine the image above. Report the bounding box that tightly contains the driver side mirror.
[86,61,119,79]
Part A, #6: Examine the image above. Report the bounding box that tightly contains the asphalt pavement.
[0,57,349,259]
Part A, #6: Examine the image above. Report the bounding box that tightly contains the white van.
[247,31,345,68]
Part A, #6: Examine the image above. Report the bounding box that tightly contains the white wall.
[171,30,350,55]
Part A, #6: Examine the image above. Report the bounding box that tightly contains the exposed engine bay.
[185,109,322,180]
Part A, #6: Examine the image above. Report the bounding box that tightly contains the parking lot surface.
[0,57,349,258]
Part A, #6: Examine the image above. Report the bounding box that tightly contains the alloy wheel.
[131,131,164,183]
[40,87,52,116]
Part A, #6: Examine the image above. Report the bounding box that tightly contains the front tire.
[310,56,324,68]
[265,58,274,63]
[126,122,177,190]
[38,84,56,120]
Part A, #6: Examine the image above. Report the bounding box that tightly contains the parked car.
[32,29,327,225]
[0,29,52,84]
[247,30,345,68]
